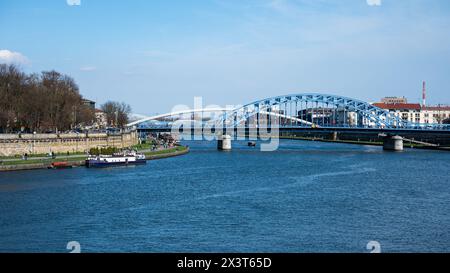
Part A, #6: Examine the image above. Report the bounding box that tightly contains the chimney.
[422,81,426,107]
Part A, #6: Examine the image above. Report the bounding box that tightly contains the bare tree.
[101,101,132,128]
[0,64,27,132]
[0,64,95,133]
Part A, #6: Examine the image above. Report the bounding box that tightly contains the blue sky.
[1,0,450,114]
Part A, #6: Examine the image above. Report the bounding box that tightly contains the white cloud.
[367,0,382,6]
[0,50,29,65]
[67,0,81,6]
[80,66,96,71]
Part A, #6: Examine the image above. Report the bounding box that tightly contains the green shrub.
[89,147,119,155]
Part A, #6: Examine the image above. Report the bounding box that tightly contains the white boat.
[85,151,146,168]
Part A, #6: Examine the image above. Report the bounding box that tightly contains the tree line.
[0,64,132,133]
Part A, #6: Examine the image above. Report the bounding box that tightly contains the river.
[0,139,449,252]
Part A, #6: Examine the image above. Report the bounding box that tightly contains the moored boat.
[48,161,73,169]
[85,151,146,168]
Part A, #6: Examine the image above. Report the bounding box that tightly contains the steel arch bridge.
[128,93,450,132]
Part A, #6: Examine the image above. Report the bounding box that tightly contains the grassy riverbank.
[143,146,188,157]
[143,146,190,160]
[0,156,87,166]
[0,145,190,172]
[0,152,86,160]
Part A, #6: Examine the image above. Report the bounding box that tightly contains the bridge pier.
[331,131,338,141]
[383,135,404,151]
[217,135,232,151]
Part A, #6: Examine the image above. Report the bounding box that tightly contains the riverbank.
[0,145,190,172]
[143,145,190,160]
[279,136,450,150]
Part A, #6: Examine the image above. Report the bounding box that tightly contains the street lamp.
[32,131,36,155]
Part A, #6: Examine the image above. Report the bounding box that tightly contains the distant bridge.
[127,108,230,127]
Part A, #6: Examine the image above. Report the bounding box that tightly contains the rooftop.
[373,103,450,111]
[373,103,421,110]
[423,106,450,111]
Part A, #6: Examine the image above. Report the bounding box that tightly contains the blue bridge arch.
[214,93,409,129]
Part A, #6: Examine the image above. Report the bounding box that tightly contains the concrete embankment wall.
[0,131,138,156]
[280,131,450,146]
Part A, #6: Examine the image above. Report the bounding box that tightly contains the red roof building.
[372,103,421,111]
[372,102,450,124]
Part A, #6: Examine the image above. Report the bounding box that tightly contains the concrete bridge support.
[383,135,404,151]
[331,131,338,141]
[217,135,232,151]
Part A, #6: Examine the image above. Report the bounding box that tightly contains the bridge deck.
[138,126,450,134]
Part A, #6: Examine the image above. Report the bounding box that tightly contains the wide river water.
[0,139,449,252]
